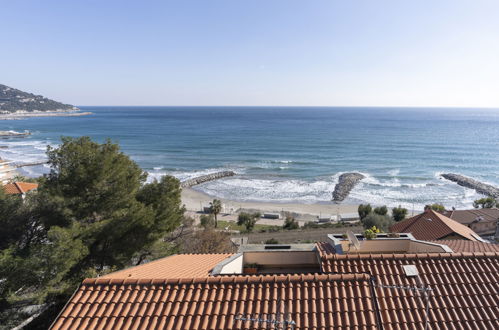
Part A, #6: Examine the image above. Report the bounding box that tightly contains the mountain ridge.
[0,84,77,113]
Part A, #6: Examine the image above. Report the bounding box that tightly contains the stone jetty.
[332,172,365,202]
[441,173,499,198]
[180,171,236,188]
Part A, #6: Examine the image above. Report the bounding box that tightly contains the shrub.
[425,203,445,212]
[392,206,408,222]
[237,212,260,232]
[373,205,388,216]
[283,216,299,230]
[200,214,215,228]
[473,197,497,209]
[361,213,394,231]
[265,238,279,244]
[358,204,372,220]
[364,226,381,239]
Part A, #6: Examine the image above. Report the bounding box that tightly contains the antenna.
[234,298,296,329]
[376,265,432,330]
[346,230,360,250]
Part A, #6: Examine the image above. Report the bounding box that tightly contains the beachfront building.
[3,181,38,199]
[441,208,499,236]
[389,209,484,241]
[51,234,499,329]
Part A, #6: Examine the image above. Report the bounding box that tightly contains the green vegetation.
[425,203,445,212]
[216,220,277,232]
[237,212,261,232]
[373,205,388,216]
[209,199,222,228]
[361,213,394,232]
[473,197,497,209]
[0,83,76,113]
[265,238,279,244]
[0,137,185,328]
[283,216,299,230]
[392,206,408,222]
[358,204,372,220]
[364,226,381,239]
[200,214,215,228]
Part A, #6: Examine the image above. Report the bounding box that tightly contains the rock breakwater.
[180,171,236,188]
[332,172,365,202]
[441,173,499,198]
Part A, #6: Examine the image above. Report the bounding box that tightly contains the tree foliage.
[283,216,299,230]
[237,212,260,232]
[361,213,394,232]
[209,199,222,228]
[373,205,388,216]
[358,204,372,220]
[473,197,497,209]
[392,206,408,222]
[425,203,445,212]
[180,229,236,254]
[0,137,185,328]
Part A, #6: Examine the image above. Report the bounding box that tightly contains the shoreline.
[0,111,92,120]
[181,187,359,222]
[0,157,20,183]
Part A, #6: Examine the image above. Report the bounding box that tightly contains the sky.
[1,0,498,107]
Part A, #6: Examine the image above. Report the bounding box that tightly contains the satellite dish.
[346,230,360,250]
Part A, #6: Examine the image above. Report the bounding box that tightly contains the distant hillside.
[0,84,77,113]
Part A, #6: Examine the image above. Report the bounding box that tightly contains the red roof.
[101,253,233,279]
[390,209,481,241]
[52,249,499,329]
[3,181,38,194]
[321,252,499,329]
[442,208,499,224]
[434,240,499,253]
[52,274,377,330]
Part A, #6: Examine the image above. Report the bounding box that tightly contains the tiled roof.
[101,253,233,279]
[442,208,499,224]
[3,181,38,194]
[52,249,499,329]
[434,240,499,253]
[51,274,378,330]
[321,252,499,329]
[390,209,480,241]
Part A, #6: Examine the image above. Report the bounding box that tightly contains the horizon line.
[76,105,499,109]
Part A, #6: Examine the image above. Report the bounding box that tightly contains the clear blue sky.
[1,0,498,107]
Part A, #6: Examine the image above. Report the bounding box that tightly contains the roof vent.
[402,265,419,277]
[426,218,432,221]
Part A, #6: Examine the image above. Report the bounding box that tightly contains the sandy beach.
[0,158,19,183]
[182,187,359,224]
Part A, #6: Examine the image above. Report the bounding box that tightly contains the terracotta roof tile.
[101,253,232,279]
[390,209,481,241]
[3,181,38,194]
[321,252,499,329]
[52,250,499,329]
[52,274,377,330]
[442,208,499,224]
[433,240,499,253]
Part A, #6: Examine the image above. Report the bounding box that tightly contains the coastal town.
[2,1,499,328]
[1,141,498,328]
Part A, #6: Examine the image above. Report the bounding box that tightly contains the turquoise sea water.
[1,107,498,208]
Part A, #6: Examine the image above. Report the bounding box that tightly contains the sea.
[1,106,498,209]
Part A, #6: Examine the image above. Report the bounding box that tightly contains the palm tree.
[209,199,222,228]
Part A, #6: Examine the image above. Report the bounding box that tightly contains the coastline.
[181,187,359,223]
[0,157,19,183]
[0,111,92,120]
